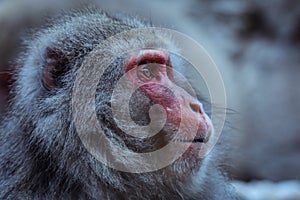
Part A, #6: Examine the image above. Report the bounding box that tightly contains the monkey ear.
[42,47,69,90]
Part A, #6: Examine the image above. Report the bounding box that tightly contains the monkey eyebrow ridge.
[126,50,172,72]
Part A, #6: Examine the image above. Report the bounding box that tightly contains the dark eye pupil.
[141,67,153,78]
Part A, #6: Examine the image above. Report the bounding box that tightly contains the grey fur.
[0,10,238,199]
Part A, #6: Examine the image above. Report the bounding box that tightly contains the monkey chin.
[171,124,213,172]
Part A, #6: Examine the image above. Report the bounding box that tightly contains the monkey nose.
[189,102,204,115]
[176,87,205,116]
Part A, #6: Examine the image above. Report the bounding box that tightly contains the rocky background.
[0,0,299,199]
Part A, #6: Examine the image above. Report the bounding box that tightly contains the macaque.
[0,10,238,199]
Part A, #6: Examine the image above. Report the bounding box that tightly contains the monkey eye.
[139,65,159,80]
[141,66,155,79]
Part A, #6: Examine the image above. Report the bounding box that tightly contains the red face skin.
[126,50,213,157]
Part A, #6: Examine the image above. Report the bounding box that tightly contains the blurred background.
[0,0,299,199]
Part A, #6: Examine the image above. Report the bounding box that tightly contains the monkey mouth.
[179,136,208,144]
[176,129,211,144]
[192,137,209,143]
[177,139,206,143]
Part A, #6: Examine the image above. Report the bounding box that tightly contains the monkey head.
[3,12,228,199]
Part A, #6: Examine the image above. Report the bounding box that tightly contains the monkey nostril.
[189,103,203,114]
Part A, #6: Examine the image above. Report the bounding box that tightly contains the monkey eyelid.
[140,67,157,79]
[137,64,164,81]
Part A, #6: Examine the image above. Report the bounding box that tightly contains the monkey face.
[94,49,214,171]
